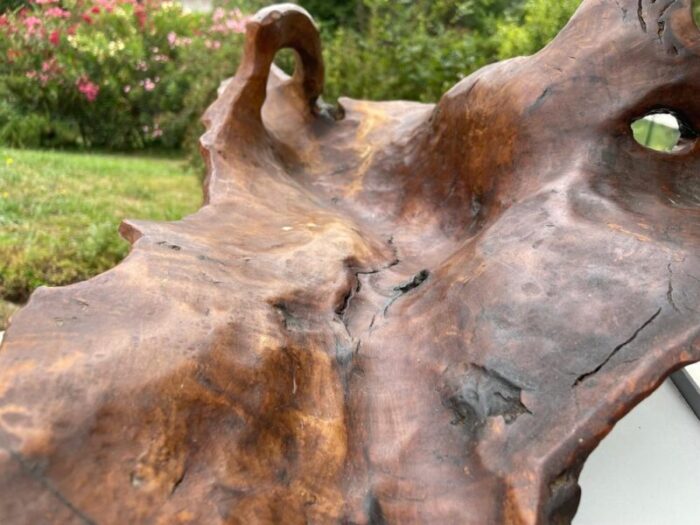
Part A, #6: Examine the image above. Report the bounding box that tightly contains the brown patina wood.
[1,1,699,523]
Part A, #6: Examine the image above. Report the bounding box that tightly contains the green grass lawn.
[0,148,202,328]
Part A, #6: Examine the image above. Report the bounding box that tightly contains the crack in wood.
[573,308,662,386]
[638,0,647,32]
[667,263,680,313]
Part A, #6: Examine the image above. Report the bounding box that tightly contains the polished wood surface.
[1,1,699,523]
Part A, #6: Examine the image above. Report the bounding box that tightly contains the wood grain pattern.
[1,1,699,523]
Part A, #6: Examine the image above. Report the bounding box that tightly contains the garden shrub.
[294,0,362,30]
[0,0,30,12]
[0,0,248,150]
[494,0,581,59]
[321,0,525,103]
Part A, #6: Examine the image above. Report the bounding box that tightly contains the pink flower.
[35,0,59,4]
[23,16,42,34]
[212,7,225,22]
[95,0,115,12]
[212,14,247,35]
[167,31,176,46]
[225,18,245,33]
[41,58,57,72]
[123,85,131,93]
[48,29,60,46]
[45,7,70,18]
[81,13,93,24]
[26,70,37,79]
[143,78,155,91]
[76,76,99,102]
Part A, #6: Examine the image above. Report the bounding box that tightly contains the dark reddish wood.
[1,1,699,523]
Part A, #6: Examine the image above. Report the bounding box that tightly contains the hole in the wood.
[631,111,696,153]
[274,48,296,76]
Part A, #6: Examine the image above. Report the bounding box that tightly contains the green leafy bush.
[295,0,362,29]
[494,0,580,59]
[311,0,587,103]
[0,0,248,150]
[0,0,30,12]
[321,0,525,103]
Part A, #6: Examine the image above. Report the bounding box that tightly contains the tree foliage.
[494,0,581,59]
[319,0,580,102]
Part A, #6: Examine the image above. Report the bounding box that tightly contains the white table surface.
[687,362,700,385]
[575,379,700,524]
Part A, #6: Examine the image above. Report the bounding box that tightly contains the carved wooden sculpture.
[1,1,699,523]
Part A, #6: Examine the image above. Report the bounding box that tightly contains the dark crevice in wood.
[365,491,387,525]
[667,263,680,313]
[573,308,663,386]
[638,0,648,32]
[440,364,532,435]
[383,270,430,316]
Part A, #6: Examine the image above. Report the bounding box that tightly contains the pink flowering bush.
[75,75,99,101]
[0,0,249,149]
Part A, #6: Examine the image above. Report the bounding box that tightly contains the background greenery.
[320,0,582,102]
[0,0,248,151]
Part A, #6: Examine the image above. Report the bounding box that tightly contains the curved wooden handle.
[232,4,324,123]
